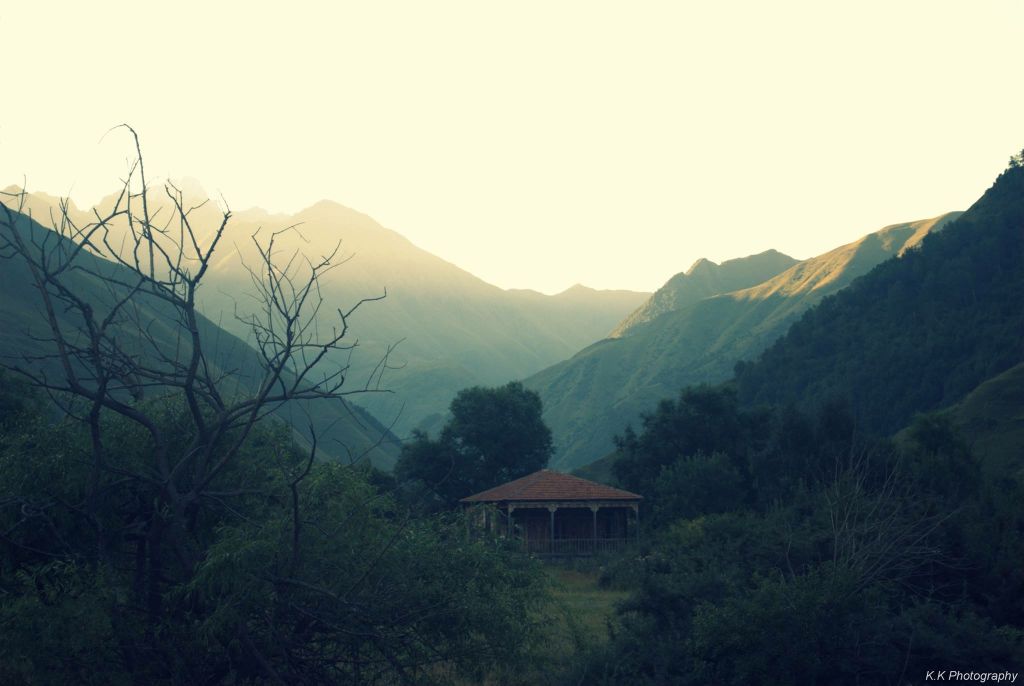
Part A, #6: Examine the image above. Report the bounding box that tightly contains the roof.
[460,469,643,504]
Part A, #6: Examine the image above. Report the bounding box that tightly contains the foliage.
[395,381,553,510]
[612,386,868,524]
[612,385,765,501]
[525,211,958,472]
[593,153,1024,679]
[0,396,552,684]
[0,137,552,684]
[736,156,1024,435]
[587,379,1024,684]
[651,452,746,526]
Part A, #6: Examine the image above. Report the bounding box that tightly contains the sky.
[1,1,1022,294]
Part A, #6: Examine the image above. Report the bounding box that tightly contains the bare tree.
[0,129,553,686]
[0,125,390,621]
[822,447,956,597]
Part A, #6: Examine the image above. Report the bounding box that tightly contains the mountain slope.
[736,158,1024,436]
[611,249,799,337]
[0,203,400,467]
[527,213,960,470]
[7,190,649,437]
[942,362,1024,477]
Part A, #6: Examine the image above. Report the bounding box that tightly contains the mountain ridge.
[735,158,1024,436]
[610,249,799,338]
[6,185,650,437]
[527,211,961,470]
[0,202,401,467]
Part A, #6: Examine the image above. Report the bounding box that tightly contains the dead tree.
[0,125,389,625]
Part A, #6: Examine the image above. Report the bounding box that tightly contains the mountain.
[0,201,400,467]
[526,213,960,470]
[736,157,1024,436]
[8,188,649,437]
[611,250,799,337]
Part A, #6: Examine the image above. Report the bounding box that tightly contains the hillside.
[942,362,1024,477]
[610,249,799,337]
[527,213,960,470]
[0,202,400,467]
[7,189,649,437]
[736,158,1024,435]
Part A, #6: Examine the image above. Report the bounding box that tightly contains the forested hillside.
[736,156,1024,434]
[529,213,959,470]
[940,362,1024,476]
[567,156,1024,684]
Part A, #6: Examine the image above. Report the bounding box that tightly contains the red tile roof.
[460,469,643,503]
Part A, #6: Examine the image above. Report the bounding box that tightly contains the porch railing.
[519,537,631,556]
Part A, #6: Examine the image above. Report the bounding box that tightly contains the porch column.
[632,503,640,543]
[590,505,599,539]
[547,505,557,554]
[507,504,515,538]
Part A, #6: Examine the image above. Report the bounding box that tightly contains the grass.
[546,566,629,648]
[943,362,1024,477]
[470,563,630,686]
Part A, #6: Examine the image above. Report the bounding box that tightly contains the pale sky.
[2,1,1022,294]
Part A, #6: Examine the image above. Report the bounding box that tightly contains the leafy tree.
[612,385,768,501]
[0,133,554,684]
[651,452,746,527]
[584,373,1024,684]
[0,399,553,685]
[395,381,553,509]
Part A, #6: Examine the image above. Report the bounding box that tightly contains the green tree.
[396,381,553,509]
[0,133,554,684]
[612,385,765,499]
[0,399,553,685]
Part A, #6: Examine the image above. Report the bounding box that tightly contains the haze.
[1,1,1022,294]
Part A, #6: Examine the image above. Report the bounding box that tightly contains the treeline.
[0,377,555,685]
[735,154,1024,435]
[578,385,1024,684]
[0,156,563,685]
[577,153,1024,683]
[393,381,553,511]
[4,139,1023,685]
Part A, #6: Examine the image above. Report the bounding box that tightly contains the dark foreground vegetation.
[565,153,1024,684]
[2,140,1022,684]
[0,380,552,684]
[0,132,555,685]
[573,386,1024,684]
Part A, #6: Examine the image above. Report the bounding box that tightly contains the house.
[460,469,643,556]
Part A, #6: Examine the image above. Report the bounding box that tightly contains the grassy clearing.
[546,566,629,648]
[472,563,630,685]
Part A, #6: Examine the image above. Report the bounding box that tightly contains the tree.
[396,381,553,509]
[0,123,384,601]
[0,129,551,683]
[612,385,764,499]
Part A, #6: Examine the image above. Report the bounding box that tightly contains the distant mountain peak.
[307,198,350,212]
[531,210,966,471]
[686,257,717,275]
[175,176,208,199]
[611,249,799,338]
[300,198,377,222]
